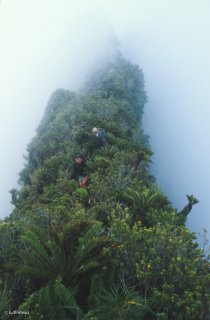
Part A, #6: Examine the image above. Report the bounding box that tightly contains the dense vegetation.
[0,57,209,319]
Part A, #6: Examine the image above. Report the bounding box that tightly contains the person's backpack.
[97,130,105,138]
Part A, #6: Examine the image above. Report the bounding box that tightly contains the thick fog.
[0,0,210,242]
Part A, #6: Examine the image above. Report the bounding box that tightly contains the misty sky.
[0,0,210,242]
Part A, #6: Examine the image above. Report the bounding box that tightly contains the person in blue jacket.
[92,127,106,147]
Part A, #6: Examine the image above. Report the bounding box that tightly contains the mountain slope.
[0,57,209,320]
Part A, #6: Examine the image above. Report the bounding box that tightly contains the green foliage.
[86,284,150,320]
[187,194,199,205]
[1,56,209,319]
[109,210,210,319]
[18,278,82,320]
[73,188,89,202]
[19,230,60,282]
[0,283,12,320]
[121,187,169,223]
[16,220,112,310]
[84,58,147,119]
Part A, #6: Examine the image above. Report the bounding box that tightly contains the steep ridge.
[0,58,209,319]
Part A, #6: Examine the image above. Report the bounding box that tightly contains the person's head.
[75,155,85,164]
[92,127,98,135]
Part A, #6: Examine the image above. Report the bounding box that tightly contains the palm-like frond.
[19,231,61,281]
[122,188,161,212]
[0,283,11,320]
[186,194,199,205]
[121,187,168,223]
[18,279,82,320]
[73,223,105,276]
[178,194,199,217]
[18,220,110,303]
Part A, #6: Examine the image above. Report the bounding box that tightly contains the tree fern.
[19,230,60,281]
[122,187,167,222]
[18,279,82,320]
[0,283,11,320]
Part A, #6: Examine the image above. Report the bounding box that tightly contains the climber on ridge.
[92,127,106,147]
[69,155,89,188]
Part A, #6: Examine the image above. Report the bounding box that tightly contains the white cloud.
[0,0,210,240]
